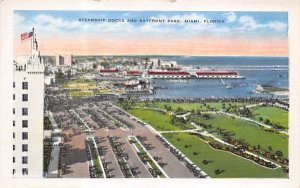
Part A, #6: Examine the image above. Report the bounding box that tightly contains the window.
[13,169,15,175]
[13,120,15,127]
[22,82,28,90]
[22,120,28,128]
[13,157,15,163]
[22,108,28,116]
[13,108,15,115]
[13,145,15,150]
[22,157,28,164]
[13,94,15,100]
[22,94,28,102]
[22,132,28,140]
[13,82,15,88]
[22,144,28,152]
[13,132,15,139]
[22,168,28,175]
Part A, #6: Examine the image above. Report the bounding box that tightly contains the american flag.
[21,31,33,42]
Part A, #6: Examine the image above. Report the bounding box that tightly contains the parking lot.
[51,100,196,178]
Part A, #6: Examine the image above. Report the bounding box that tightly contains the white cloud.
[25,12,228,37]
[14,13,25,26]
[238,15,287,33]
[34,14,81,30]
[15,13,135,37]
[267,21,287,31]
[121,13,130,17]
[15,12,287,40]
[139,13,216,36]
[238,16,264,30]
[223,12,237,23]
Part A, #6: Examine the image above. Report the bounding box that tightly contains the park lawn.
[96,89,125,94]
[163,133,287,178]
[134,102,250,112]
[64,78,97,89]
[194,114,288,158]
[128,108,194,131]
[69,90,93,97]
[250,106,288,129]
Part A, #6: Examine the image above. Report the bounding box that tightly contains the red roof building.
[196,71,239,76]
[148,70,190,75]
[99,68,118,73]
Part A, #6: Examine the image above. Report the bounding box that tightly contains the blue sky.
[14,11,288,56]
[14,10,288,38]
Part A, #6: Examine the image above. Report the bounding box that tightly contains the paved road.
[61,132,90,178]
[52,101,196,178]
[56,110,91,179]
[93,131,124,178]
[90,108,152,178]
[47,146,60,178]
[102,102,195,178]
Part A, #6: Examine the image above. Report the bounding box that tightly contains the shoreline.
[255,85,289,96]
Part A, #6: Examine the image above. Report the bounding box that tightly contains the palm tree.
[192,151,199,156]
[275,150,283,158]
[268,145,273,152]
[264,119,271,125]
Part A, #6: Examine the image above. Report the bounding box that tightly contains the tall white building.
[55,54,73,66]
[13,31,44,177]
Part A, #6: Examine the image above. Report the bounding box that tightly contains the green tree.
[275,150,283,158]
[55,68,64,79]
[268,145,273,152]
[264,119,271,125]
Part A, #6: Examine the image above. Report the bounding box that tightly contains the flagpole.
[31,27,34,60]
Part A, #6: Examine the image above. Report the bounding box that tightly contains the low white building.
[45,74,55,85]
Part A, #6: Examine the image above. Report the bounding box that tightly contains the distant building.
[55,54,72,66]
[99,68,119,76]
[124,70,142,78]
[149,58,159,65]
[13,32,44,177]
[161,61,177,68]
[148,58,177,68]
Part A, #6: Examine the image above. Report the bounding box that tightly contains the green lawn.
[128,108,194,131]
[64,78,97,89]
[134,102,249,111]
[192,114,288,158]
[250,106,288,129]
[163,133,287,178]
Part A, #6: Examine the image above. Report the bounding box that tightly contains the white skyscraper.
[12,29,44,177]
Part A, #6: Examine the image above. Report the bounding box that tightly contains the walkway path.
[159,129,198,134]
[189,122,282,168]
[135,105,288,136]
[219,111,288,135]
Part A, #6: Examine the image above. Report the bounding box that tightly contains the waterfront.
[43,55,289,178]
[151,56,288,99]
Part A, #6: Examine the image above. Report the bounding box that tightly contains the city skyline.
[14,11,288,56]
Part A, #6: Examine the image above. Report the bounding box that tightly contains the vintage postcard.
[1,0,300,188]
